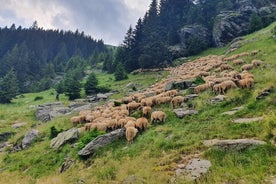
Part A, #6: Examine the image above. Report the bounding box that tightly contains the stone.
[221,106,244,115]
[179,24,212,52]
[184,94,198,102]
[163,81,174,91]
[35,102,64,122]
[233,117,263,123]
[22,129,39,149]
[203,139,266,151]
[174,109,198,118]
[209,95,226,104]
[50,128,79,149]
[59,158,76,173]
[0,142,9,152]
[11,122,28,129]
[121,175,146,184]
[256,88,273,100]
[96,93,108,100]
[173,80,194,90]
[185,159,212,180]
[78,128,125,157]
[70,104,91,114]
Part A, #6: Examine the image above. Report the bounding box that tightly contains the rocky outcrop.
[22,129,39,149]
[50,128,79,149]
[78,128,125,157]
[174,109,198,118]
[213,1,276,46]
[164,80,195,91]
[179,24,212,50]
[203,139,266,151]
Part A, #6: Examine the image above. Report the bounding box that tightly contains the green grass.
[0,22,276,183]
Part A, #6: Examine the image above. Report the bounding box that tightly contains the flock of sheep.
[70,50,264,144]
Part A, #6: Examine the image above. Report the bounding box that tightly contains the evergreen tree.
[114,63,128,81]
[84,73,98,95]
[63,71,81,100]
[249,13,263,33]
[0,70,19,103]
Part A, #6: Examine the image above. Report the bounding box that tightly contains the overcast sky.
[0,0,151,45]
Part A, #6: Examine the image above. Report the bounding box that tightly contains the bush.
[193,76,205,85]
[34,96,44,101]
[49,126,63,139]
[96,86,111,93]
[114,101,122,107]
[77,129,105,150]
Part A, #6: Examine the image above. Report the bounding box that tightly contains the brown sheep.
[220,64,233,71]
[171,96,184,108]
[236,78,254,89]
[194,83,209,94]
[90,123,107,132]
[252,59,264,66]
[135,117,148,131]
[232,59,245,65]
[126,127,138,144]
[127,101,141,112]
[156,96,171,105]
[151,111,166,123]
[220,80,237,94]
[241,64,254,71]
[70,116,84,125]
[166,90,178,97]
[142,106,152,117]
[124,120,136,128]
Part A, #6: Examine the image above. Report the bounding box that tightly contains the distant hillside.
[0,23,109,92]
[114,0,276,72]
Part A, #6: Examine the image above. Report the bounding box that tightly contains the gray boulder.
[22,129,39,149]
[174,109,198,118]
[185,159,212,180]
[179,24,212,50]
[78,128,125,157]
[209,95,226,104]
[35,102,63,122]
[203,139,266,151]
[50,128,79,149]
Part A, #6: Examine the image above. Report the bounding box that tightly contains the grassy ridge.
[0,22,276,183]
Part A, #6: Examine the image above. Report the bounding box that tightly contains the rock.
[11,122,28,129]
[49,107,71,120]
[70,104,91,113]
[173,80,194,90]
[209,95,226,104]
[78,128,125,157]
[179,24,212,51]
[96,93,108,100]
[221,106,244,115]
[203,139,266,151]
[233,117,263,123]
[174,109,198,118]
[163,81,174,91]
[256,87,273,100]
[184,94,199,102]
[59,158,76,173]
[0,132,14,141]
[22,129,39,149]
[35,102,64,122]
[0,142,9,152]
[121,175,146,184]
[185,159,212,180]
[50,128,79,149]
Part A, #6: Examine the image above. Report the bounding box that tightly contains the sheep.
[135,117,148,131]
[166,90,178,97]
[236,78,254,89]
[232,59,245,65]
[151,111,166,123]
[171,96,184,108]
[156,96,171,105]
[241,64,254,71]
[127,101,141,112]
[126,127,138,144]
[220,64,233,71]
[70,116,84,125]
[85,114,95,122]
[212,83,222,94]
[141,98,153,107]
[252,59,264,66]
[124,120,136,128]
[142,106,152,117]
[194,83,209,94]
[122,96,133,104]
[238,72,254,79]
[90,123,107,132]
[219,80,237,94]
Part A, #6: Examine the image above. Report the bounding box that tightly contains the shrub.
[77,129,105,150]
[34,96,44,101]
[49,126,63,139]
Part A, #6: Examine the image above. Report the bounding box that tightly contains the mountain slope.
[0,22,276,183]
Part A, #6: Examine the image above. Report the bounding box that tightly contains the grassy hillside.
[0,22,276,183]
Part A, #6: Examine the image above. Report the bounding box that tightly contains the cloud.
[0,0,151,45]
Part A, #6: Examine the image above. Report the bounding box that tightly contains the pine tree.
[85,73,98,95]
[114,63,128,81]
[0,70,19,103]
[63,71,81,100]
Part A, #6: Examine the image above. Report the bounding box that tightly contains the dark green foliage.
[49,126,63,139]
[114,101,122,107]
[77,128,105,150]
[85,73,98,95]
[249,13,263,33]
[95,86,111,93]
[0,24,108,93]
[193,76,205,85]
[114,63,128,81]
[0,70,19,103]
[63,72,82,100]
[34,96,43,101]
